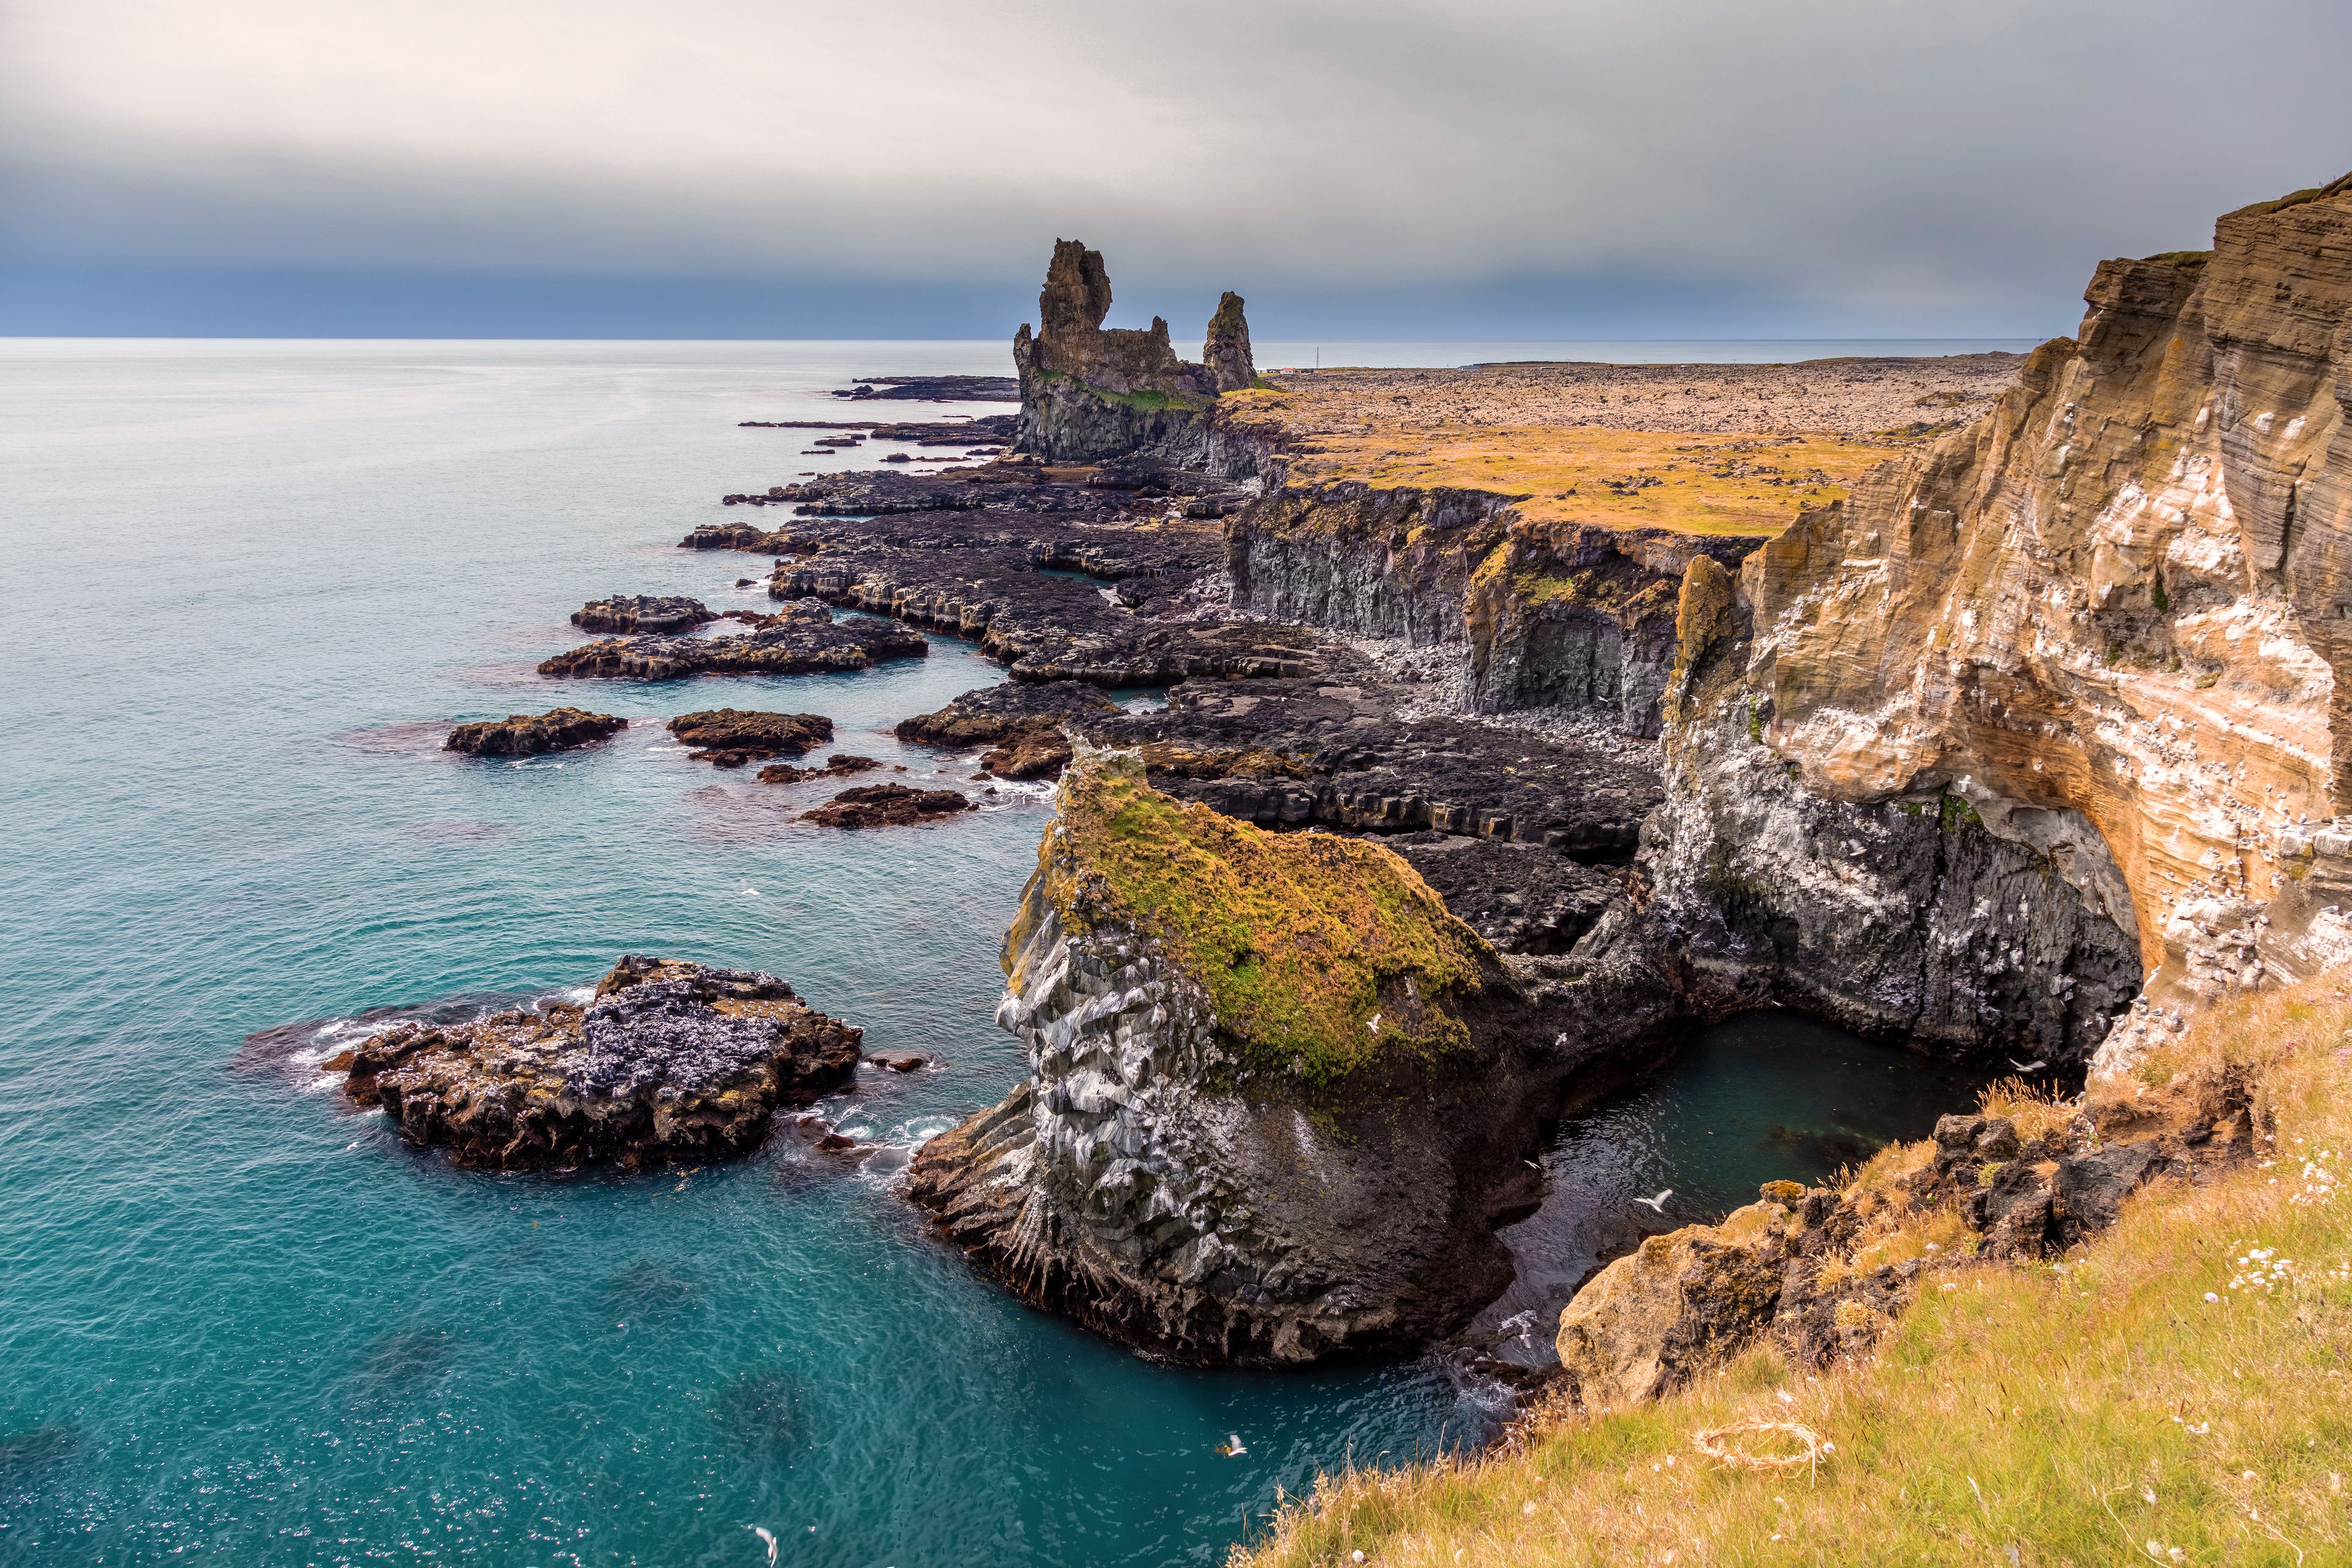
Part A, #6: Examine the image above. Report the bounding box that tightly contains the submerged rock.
[444,707,627,756]
[906,759,1673,1365]
[666,709,832,767]
[538,598,927,680]
[801,784,973,828]
[570,595,715,634]
[343,956,861,1170]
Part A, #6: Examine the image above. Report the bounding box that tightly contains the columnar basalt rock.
[905,761,1676,1364]
[1638,174,2352,1073]
[1012,240,1259,467]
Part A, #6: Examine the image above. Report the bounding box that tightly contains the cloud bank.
[4,0,2348,336]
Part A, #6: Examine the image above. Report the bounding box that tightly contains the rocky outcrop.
[758,753,880,785]
[666,709,832,766]
[1229,481,1765,736]
[443,707,627,756]
[538,598,927,680]
[905,761,1676,1364]
[1011,240,1259,467]
[1635,173,2352,1074]
[1385,834,1621,956]
[342,956,862,1170]
[571,595,715,634]
[895,680,1121,780]
[801,784,973,828]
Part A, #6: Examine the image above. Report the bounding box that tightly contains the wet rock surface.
[570,595,715,635]
[342,956,863,1170]
[666,709,832,767]
[897,680,1120,780]
[444,707,627,756]
[538,598,927,681]
[801,783,974,829]
[757,753,881,785]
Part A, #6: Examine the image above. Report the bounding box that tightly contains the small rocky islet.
[341,955,862,1170]
[444,707,627,756]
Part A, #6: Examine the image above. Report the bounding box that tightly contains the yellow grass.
[1234,972,2352,1567]
[1268,424,1887,537]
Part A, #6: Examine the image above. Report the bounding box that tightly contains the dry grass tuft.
[1234,970,2352,1567]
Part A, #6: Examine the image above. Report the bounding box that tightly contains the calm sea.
[0,339,1994,1566]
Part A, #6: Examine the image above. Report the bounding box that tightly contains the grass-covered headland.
[1236,973,2352,1566]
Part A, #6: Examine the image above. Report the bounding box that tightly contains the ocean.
[0,339,2002,1566]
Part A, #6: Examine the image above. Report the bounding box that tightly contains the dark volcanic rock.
[538,599,927,681]
[835,375,1021,402]
[445,707,627,756]
[570,595,715,635]
[894,680,1120,782]
[1385,832,1623,954]
[342,955,862,1170]
[802,784,974,828]
[1085,675,1662,863]
[757,753,881,785]
[667,709,832,766]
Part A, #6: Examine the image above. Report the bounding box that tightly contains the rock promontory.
[906,758,1672,1363]
[538,598,927,680]
[444,707,627,756]
[342,955,862,1170]
[895,680,1120,780]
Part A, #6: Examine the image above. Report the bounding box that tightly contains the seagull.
[1220,1433,1248,1457]
[2007,1057,2047,1073]
[1632,1189,1673,1213]
[750,1526,778,1566]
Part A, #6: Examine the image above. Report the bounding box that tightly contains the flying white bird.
[1632,1189,1673,1212]
[750,1526,778,1566]
[1220,1433,1248,1457]
[2007,1057,2047,1072]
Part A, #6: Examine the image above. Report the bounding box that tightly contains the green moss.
[1746,698,1763,744]
[1939,794,1981,832]
[1053,762,1494,1087]
[2150,571,2170,612]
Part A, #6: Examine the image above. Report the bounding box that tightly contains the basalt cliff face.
[905,761,1673,1363]
[1646,175,2352,1074]
[1013,240,1261,470]
[1230,480,1764,736]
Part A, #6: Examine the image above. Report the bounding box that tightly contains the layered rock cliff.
[1646,173,2352,1072]
[1013,239,1261,469]
[905,759,1674,1363]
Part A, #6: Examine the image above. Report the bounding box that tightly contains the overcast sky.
[4,0,2347,338]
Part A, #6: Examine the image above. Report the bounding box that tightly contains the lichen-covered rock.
[342,956,861,1169]
[1555,1199,1797,1406]
[666,709,832,766]
[444,707,627,756]
[800,784,973,828]
[905,760,1675,1363]
[538,598,927,680]
[570,595,715,634]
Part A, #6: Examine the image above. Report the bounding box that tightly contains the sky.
[3,0,2348,340]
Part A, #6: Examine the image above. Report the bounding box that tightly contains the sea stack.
[906,758,1672,1364]
[1011,240,1257,466]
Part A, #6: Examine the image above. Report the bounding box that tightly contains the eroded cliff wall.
[1653,174,2352,1068]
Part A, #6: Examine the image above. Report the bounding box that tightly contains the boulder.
[801,784,973,828]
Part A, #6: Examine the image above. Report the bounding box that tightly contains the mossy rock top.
[1047,761,1502,1086]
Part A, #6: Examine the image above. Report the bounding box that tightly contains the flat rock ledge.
[445,707,627,756]
[343,956,862,1170]
[667,709,832,766]
[802,783,973,828]
[758,753,881,785]
[895,680,1118,781]
[539,598,927,681]
[571,595,715,634]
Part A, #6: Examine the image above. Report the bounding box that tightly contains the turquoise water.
[1,341,1988,1567]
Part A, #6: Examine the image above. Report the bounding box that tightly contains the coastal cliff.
[906,759,1672,1363]
[1647,174,2352,1076]
[1012,239,1261,470]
